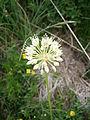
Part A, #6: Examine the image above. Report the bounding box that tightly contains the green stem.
[45,72,53,120]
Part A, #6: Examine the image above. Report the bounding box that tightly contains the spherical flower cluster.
[24,34,63,74]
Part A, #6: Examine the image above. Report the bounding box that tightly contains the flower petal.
[54,62,59,66]
[41,69,44,75]
[32,36,39,46]
[33,64,39,70]
[27,59,37,65]
[52,66,56,72]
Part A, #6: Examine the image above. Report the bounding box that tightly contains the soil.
[39,31,90,108]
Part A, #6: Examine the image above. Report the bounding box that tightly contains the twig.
[82,79,90,87]
[43,80,60,99]
[46,21,75,29]
[70,34,73,46]
[81,69,90,78]
[50,0,90,61]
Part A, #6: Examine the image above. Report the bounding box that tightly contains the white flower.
[24,34,63,74]
[30,35,39,46]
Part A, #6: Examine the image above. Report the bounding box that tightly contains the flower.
[26,69,30,74]
[24,34,63,74]
[31,35,39,46]
[21,109,24,113]
[19,119,23,120]
[32,70,35,74]
[44,113,47,117]
[70,111,75,117]
[23,53,26,59]
[34,115,36,118]
[8,71,12,76]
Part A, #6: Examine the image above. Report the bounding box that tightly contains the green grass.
[0,0,90,120]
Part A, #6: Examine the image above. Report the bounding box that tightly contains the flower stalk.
[45,72,53,120]
[23,34,63,120]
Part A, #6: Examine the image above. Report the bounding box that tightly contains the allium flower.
[24,34,63,74]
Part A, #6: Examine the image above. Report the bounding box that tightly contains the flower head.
[70,111,75,117]
[19,119,23,120]
[23,53,26,59]
[24,34,63,74]
[34,115,36,118]
[32,70,35,74]
[44,113,47,117]
[21,109,24,113]
[26,69,30,74]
